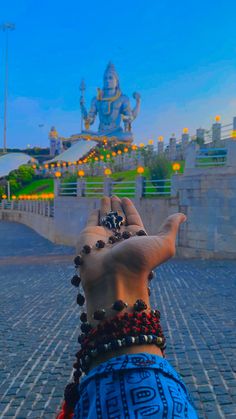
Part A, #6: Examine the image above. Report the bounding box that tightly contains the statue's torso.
[96,94,128,132]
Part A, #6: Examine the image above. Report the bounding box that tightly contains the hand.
[76,197,186,322]
[133,92,141,102]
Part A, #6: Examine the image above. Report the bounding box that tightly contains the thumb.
[158,212,187,239]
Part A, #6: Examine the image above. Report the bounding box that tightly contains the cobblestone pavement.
[0,221,236,418]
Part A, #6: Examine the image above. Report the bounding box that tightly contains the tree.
[149,156,170,195]
[17,165,34,185]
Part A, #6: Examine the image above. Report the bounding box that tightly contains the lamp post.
[0,22,15,153]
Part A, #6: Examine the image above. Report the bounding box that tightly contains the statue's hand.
[133,92,141,102]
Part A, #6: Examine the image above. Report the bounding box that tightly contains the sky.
[0,0,236,148]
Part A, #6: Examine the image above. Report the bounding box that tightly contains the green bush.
[149,156,170,180]
[149,156,170,195]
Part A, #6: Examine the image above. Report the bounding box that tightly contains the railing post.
[135,176,145,199]
[103,177,113,196]
[77,179,86,197]
[212,120,221,146]
[225,139,236,168]
[185,142,199,170]
[54,179,60,197]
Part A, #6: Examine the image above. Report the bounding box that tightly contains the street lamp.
[0,22,15,153]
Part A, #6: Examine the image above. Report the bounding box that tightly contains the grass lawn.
[16,161,185,198]
[16,179,54,196]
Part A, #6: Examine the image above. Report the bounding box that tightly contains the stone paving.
[0,221,236,418]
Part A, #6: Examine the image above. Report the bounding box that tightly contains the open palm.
[76,197,186,292]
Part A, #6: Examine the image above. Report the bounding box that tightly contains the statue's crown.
[104,62,119,83]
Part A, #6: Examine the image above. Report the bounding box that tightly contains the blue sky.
[0,0,236,148]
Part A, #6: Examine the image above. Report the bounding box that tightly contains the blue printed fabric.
[73,353,198,419]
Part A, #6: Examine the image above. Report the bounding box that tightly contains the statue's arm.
[132,92,141,120]
[121,96,133,120]
[87,97,97,126]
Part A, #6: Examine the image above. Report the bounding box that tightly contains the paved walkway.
[0,221,235,418]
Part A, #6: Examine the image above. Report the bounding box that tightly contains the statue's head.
[103,62,120,91]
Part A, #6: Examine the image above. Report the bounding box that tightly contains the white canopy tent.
[47,140,97,163]
[0,153,34,178]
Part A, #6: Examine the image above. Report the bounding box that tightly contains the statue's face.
[104,72,117,90]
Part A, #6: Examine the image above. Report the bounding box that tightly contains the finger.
[121,197,144,227]
[86,209,99,226]
[100,196,111,220]
[111,196,125,218]
[158,213,187,238]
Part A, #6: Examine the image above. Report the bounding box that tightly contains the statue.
[79,62,141,144]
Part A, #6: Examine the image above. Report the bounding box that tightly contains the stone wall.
[175,168,236,258]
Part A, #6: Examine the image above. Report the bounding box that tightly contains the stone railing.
[0,199,54,217]
[56,177,172,199]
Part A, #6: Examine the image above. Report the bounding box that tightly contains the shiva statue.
[79,62,141,144]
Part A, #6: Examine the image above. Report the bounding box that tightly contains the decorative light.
[68,162,72,166]
[124,147,129,152]
[55,171,62,178]
[51,163,55,168]
[100,155,105,160]
[44,164,49,169]
[12,195,16,200]
[117,150,122,155]
[106,154,110,159]
[112,151,116,156]
[215,115,221,122]
[95,157,99,161]
[148,139,154,145]
[183,128,189,134]
[158,136,164,142]
[57,163,61,167]
[73,161,77,165]
[139,143,145,148]
[172,163,181,173]
[32,164,37,169]
[2,194,7,199]
[137,166,144,175]
[78,170,85,177]
[231,130,236,139]
[62,162,67,167]
[104,168,112,176]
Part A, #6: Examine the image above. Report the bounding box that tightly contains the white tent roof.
[0,153,34,178]
[48,140,97,163]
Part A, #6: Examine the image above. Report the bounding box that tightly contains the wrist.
[82,270,150,325]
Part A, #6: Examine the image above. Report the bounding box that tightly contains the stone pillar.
[181,133,190,158]
[157,140,164,155]
[225,139,236,168]
[169,135,177,161]
[212,122,221,146]
[77,179,86,197]
[185,142,199,170]
[135,176,145,199]
[233,116,236,131]
[103,177,113,196]
[54,179,60,197]
[196,128,205,144]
